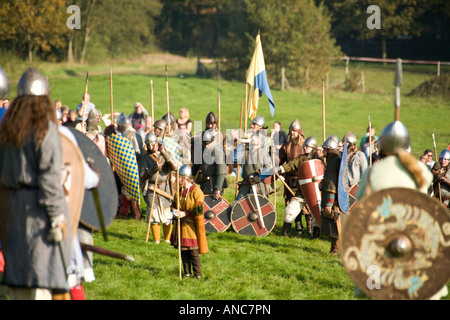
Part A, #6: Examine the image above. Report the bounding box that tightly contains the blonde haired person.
[176,108,192,137]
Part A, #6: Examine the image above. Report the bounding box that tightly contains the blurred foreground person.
[0,69,71,300]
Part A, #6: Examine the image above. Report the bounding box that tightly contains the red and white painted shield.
[231,194,276,237]
[202,195,232,233]
[298,159,325,225]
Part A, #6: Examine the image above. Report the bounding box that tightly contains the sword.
[79,242,134,262]
[249,176,266,230]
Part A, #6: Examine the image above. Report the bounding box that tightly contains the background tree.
[322,0,439,60]
[244,0,340,87]
[0,0,68,62]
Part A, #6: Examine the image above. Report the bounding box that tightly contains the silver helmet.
[153,119,167,133]
[378,121,410,154]
[117,112,131,131]
[439,149,450,161]
[162,112,176,126]
[251,115,265,128]
[17,68,49,97]
[203,129,215,144]
[303,136,317,149]
[179,164,192,177]
[342,131,357,145]
[0,67,9,100]
[145,132,158,145]
[323,135,339,150]
[86,108,102,133]
[289,119,302,133]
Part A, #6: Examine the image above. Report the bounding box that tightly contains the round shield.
[341,188,450,300]
[69,128,118,231]
[60,133,85,242]
[202,195,232,233]
[231,194,276,237]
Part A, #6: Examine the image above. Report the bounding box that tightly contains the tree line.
[0,0,447,84]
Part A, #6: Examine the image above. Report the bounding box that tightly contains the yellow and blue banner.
[106,133,140,204]
[246,34,275,119]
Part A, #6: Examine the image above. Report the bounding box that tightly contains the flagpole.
[235,102,244,199]
[244,72,249,133]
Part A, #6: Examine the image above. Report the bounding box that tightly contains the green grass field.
[9,56,449,300]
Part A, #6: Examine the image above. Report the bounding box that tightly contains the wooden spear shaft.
[165,65,171,135]
[218,84,221,134]
[150,79,154,127]
[369,115,372,167]
[176,158,182,280]
[322,77,326,143]
[110,67,114,124]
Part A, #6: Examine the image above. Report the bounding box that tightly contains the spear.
[80,243,134,262]
[369,115,372,167]
[394,58,403,121]
[322,77,326,143]
[217,84,221,134]
[176,158,182,280]
[81,72,89,132]
[110,67,114,125]
[165,65,171,135]
[150,79,154,128]
[145,129,167,243]
[432,133,442,202]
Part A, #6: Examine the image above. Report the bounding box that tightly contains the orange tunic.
[171,185,208,253]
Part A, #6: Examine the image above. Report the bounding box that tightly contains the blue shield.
[338,141,350,213]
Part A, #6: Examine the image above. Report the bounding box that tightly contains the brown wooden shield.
[231,194,276,237]
[341,188,450,300]
[60,133,85,242]
[202,195,231,233]
[298,159,325,225]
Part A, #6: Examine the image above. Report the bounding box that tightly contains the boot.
[151,224,161,244]
[295,215,304,234]
[281,222,292,237]
[312,226,320,239]
[119,195,130,217]
[330,238,340,256]
[305,214,313,236]
[131,200,141,220]
[163,223,173,243]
